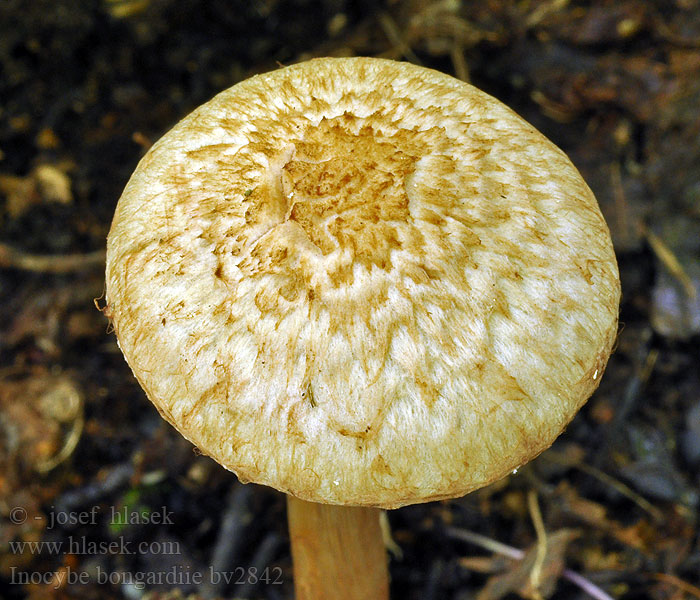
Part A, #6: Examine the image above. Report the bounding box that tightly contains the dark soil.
[1,1,699,599]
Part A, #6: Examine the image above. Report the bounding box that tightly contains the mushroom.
[105,57,620,599]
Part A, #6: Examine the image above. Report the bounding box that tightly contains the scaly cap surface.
[106,57,620,508]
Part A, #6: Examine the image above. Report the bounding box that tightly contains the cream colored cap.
[106,57,620,508]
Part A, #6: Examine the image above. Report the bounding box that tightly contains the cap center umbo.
[280,115,420,274]
[235,110,483,307]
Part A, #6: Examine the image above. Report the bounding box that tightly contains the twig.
[610,162,630,248]
[423,559,444,600]
[652,572,700,599]
[527,490,547,600]
[446,527,615,600]
[377,12,423,65]
[380,510,403,559]
[0,242,105,273]
[53,462,134,516]
[200,483,253,599]
[593,326,655,472]
[36,412,85,474]
[447,527,524,560]
[543,451,664,523]
[525,0,570,28]
[236,531,282,599]
[451,42,470,82]
[641,224,697,299]
[565,569,619,600]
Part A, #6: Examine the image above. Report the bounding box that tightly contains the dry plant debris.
[0,1,699,599]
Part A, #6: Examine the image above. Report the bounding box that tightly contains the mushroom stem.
[287,495,389,600]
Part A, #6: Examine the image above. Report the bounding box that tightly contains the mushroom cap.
[106,57,620,508]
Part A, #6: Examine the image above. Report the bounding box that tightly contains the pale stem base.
[287,495,390,600]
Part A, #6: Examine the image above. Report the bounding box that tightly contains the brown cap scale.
[106,57,620,598]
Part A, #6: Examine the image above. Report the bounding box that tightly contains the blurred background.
[1,1,699,599]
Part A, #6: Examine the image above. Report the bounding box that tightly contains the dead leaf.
[476,529,579,600]
[0,164,73,220]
